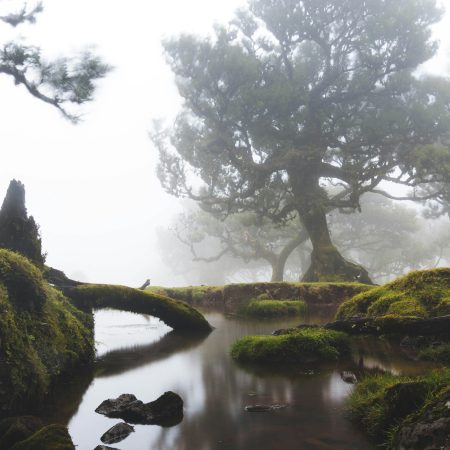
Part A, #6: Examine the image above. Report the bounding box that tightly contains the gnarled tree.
[155,0,450,283]
[0,1,110,121]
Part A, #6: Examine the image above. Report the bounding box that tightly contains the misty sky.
[1,0,449,286]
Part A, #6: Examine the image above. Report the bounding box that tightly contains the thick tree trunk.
[297,203,372,284]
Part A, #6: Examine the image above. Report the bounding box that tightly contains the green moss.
[0,250,94,415]
[239,299,307,318]
[231,328,349,365]
[0,417,43,450]
[0,250,47,311]
[348,368,450,447]
[68,284,212,333]
[148,285,224,307]
[386,298,427,318]
[10,424,74,450]
[336,268,450,321]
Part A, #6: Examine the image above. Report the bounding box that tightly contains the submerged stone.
[96,391,184,426]
[244,404,287,412]
[100,422,134,445]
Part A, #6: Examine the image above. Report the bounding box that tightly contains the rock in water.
[95,394,141,416]
[94,446,120,450]
[100,422,134,445]
[96,391,184,426]
[341,371,358,384]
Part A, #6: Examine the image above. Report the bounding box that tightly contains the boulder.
[94,445,120,450]
[395,389,450,450]
[100,422,134,445]
[96,391,183,426]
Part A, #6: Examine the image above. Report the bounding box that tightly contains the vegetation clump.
[67,284,212,333]
[0,249,94,415]
[348,369,450,449]
[231,328,349,365]
[239,299,307,318]
[336,268,450,321]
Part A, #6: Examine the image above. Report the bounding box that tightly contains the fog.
[0,0,246,286]
[1,0,449,286]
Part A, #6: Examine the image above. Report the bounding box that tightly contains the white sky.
[0,0,449,286]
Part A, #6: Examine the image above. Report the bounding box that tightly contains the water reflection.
[96,331,208,378]
[62,311,433,450]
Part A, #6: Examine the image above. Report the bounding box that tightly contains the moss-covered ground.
[336,268,450,321]
[0,249,94,415]
[238,299,307,318]
[231,328,349,365]
[67,284,212,333]
[348,369,450,448]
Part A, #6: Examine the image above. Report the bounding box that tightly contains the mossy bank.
[336,268,450,321]
[149,281,371,313]
[0,249,94,416]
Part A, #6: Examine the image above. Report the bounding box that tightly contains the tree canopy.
[0,1,110,122]
[155,0,450,283]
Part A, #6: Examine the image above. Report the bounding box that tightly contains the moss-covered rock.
[347,369,450,448]
[0,416,43,450]
[394,385,450,450]
[238,299,307,318]
[67,284,212,333]
[0,250,47,312]
[231,328,349,365]
[0,250,94,415]
[10,424,75,450]
[336,268,450,321]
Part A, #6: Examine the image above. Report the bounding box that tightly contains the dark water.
[49,310,432,450]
